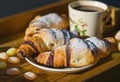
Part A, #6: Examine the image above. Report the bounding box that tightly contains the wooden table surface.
[0,0,120,82]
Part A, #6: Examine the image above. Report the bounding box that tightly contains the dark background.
[0,0,120,18]
[0,0,120,82]
[0,0,60,18]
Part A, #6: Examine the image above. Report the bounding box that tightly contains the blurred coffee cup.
[68,0,110,38]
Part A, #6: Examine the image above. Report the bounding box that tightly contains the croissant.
[17,28,77,58]
[24,13,69,40]
[36,37,117,67]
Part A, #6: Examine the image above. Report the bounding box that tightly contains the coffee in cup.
[68,0,109,38]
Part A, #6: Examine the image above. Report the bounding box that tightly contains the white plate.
[25,57,96,73]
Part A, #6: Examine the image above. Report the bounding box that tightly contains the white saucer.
[25,57,96,73]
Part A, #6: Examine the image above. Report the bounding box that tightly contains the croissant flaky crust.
[17,28,77,58]
[17,13,118,68]
[24,13,69,40]
[17,28,117,67]
[36,37,117,67]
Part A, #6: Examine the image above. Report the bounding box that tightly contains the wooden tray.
[0,0,120,82]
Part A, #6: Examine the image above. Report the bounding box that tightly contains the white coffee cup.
[68,0,109,38]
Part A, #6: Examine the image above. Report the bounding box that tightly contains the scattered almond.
[0,52,9,60]
[8,56,20,64]
[24,71,37,80]
[7,68,20,75]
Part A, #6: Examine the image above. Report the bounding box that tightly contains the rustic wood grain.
[0,0,120,82]
[0,33,120,82]
[57,57,120,82]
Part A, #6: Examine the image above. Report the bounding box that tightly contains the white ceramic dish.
[25,57,96,73]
